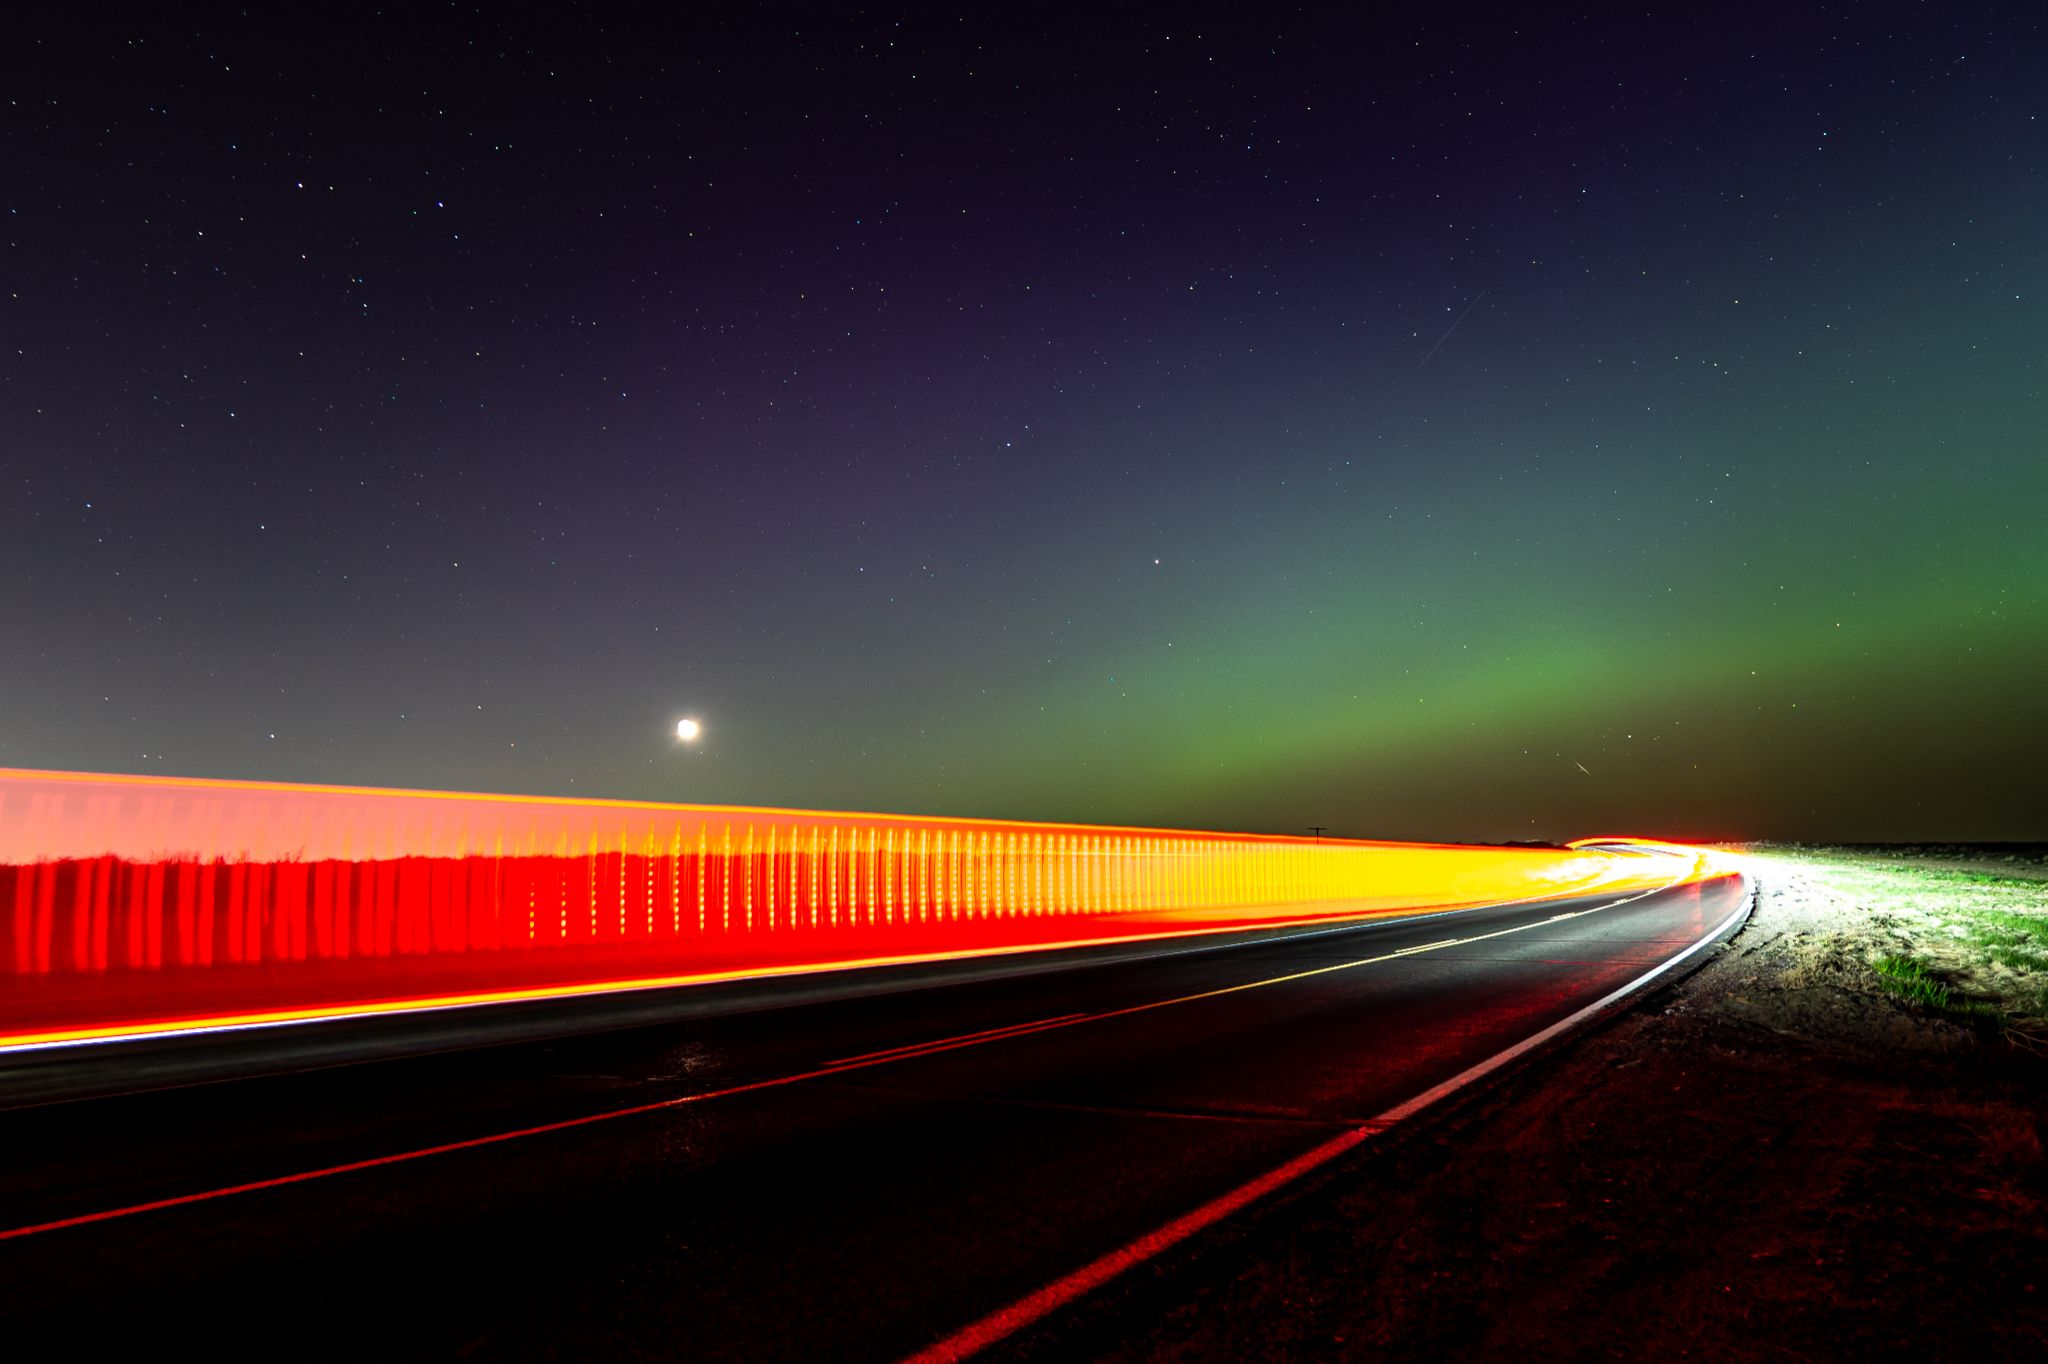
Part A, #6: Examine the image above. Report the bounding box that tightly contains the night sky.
[4,7,2044,842]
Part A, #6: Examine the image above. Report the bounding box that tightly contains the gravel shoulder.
[1005,846,2048,1362]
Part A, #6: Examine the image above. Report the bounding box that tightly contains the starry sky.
[4,7,2044,842]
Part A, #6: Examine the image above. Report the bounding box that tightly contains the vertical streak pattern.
[0,768,1661,1048]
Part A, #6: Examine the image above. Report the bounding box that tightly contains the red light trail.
[0,863,1722,1247]
[0,768,1701,1051]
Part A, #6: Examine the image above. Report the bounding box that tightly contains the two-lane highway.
[0,866,1748,1361]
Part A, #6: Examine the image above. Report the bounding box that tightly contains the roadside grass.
[1965,910,2048,975]
[1737,845,2048,1041]
[1871,954,2003,1025]
[1872,955,1954,1008]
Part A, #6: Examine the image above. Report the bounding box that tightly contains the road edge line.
[901,872,1756,1364]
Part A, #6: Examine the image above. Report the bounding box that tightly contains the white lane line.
[804,874,1692,1073]
[901,873,1750,1364]
[0,869,1704,1245]
[831,1014,1091,1065]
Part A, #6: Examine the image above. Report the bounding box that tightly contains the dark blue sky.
[5,5,2044,840]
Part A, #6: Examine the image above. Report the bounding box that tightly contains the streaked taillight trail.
[0,768,1697,1050]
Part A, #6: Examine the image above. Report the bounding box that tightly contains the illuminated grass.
[1740,846,2046,1040]
[1965,911,2048,975]
[1872,955,1954,1008]
[1872,955,2003,1024]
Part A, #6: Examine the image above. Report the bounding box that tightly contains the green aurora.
[5,9,2044,842]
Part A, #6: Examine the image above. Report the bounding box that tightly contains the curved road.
[0,863,1748,1361]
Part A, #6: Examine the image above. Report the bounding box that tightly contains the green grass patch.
[1870,868,2041,892]
[1971,910,2048,946]
[1985,944,2048,972]
[1960,910,2048,973]
[1874,955,1953,1008]
[1872,955,2004,1024]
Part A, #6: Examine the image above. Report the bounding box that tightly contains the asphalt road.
[0,867,1748,1362]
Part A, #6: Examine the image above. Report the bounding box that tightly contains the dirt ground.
[1018,846,2048,1362]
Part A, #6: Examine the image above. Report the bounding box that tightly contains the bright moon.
[675,717,702,743]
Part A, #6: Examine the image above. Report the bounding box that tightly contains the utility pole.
[1307,826,1327,841]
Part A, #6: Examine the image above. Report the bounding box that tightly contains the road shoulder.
[1006,849,2048,1362]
